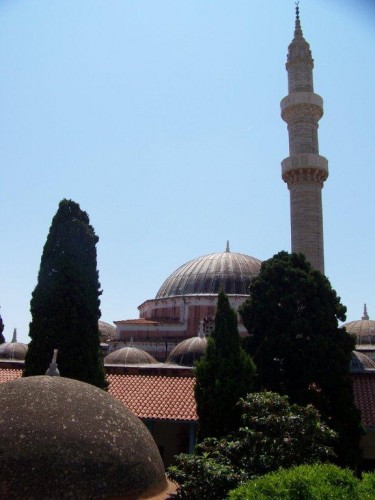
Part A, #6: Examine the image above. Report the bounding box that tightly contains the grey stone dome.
[166,336,208,367]
[105,346,158,366]
[0,376,167,499]
[156,247,261,298]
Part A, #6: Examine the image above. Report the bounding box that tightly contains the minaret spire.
[280,5,328,273]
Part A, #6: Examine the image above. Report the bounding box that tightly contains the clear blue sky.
[1,1,374,343]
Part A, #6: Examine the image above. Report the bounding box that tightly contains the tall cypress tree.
[194,291,255,441]
[239,251,362,469]
[0,310,5,344]
[23,199,107,389]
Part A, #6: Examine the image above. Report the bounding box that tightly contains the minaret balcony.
[281,92,323,120]
[282,153,328,184]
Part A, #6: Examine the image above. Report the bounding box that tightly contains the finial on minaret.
[294,1,303,38]
[11,328,17,343]
[46,349,60,377]
[226,240,230,253]
[362,304,369,321]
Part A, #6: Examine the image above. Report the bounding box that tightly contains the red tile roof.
[0,368,197,423]
[352,373,375,428]
[107,374,197,422]
[0,368,373,428]
[0,367,22,383]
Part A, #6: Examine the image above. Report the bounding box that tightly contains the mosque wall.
[147,420,196,467]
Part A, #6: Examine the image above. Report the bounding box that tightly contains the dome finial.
[11,328,17,343]
[197,320,205,338]
[295,1,300,21]
[362,304,370,321]
[226,240,230,253]
[46,349,60,376]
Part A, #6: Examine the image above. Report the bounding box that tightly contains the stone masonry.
[281,6,328,274]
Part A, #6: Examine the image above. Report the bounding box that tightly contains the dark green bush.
[168,449,242,500]
[168,393,335,499]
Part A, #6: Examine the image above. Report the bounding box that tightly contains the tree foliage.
[23,199,107,389]
[229,463,368,500]
[168,392,335,499]
[239,251,363,468]
[194,291,255,441]
[0,310,5,344]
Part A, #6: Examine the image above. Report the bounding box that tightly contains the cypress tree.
[239,251,363,469]
[194,291,255,441]
[0,310,5,344]
[23,199,107,389]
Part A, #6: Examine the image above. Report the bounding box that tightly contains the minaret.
[281,4,328,273]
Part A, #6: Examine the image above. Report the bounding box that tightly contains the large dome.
[156,248,261,298]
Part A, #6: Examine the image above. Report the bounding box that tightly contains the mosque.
[106,3,330,361]
[0,7,374,485]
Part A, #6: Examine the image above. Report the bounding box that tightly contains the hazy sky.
[1,1,374,343]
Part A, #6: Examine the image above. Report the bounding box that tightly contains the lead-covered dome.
[344,305,375,347]
[156,247,261,298]
[166,335,208,367]
[98,320,116,342]
[105,346,158,366]
[0,329,28,361]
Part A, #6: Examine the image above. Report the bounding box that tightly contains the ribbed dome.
[350,351,375,373]
[0,330,28,361]
[98,320,116,342]
[344,305,375,346]
[105,346,158,366]
[0,342,28,361]
[166,336,208,367]
[156,249,261,298]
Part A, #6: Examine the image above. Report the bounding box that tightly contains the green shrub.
[229,464,361,500]
[168,393,335,499]
[359,471,375,499]
[168,449,244,500]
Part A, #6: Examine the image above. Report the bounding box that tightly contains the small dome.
[0,376,167,499]
[0,330,28,361]
[350,351,375,373]
[105,346,158,366]
[98,320,116,342]
[166,336,208,367]
[344,305,375,347]
[156,247,261,298]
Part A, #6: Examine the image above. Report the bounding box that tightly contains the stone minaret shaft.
[281,6,328,273]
